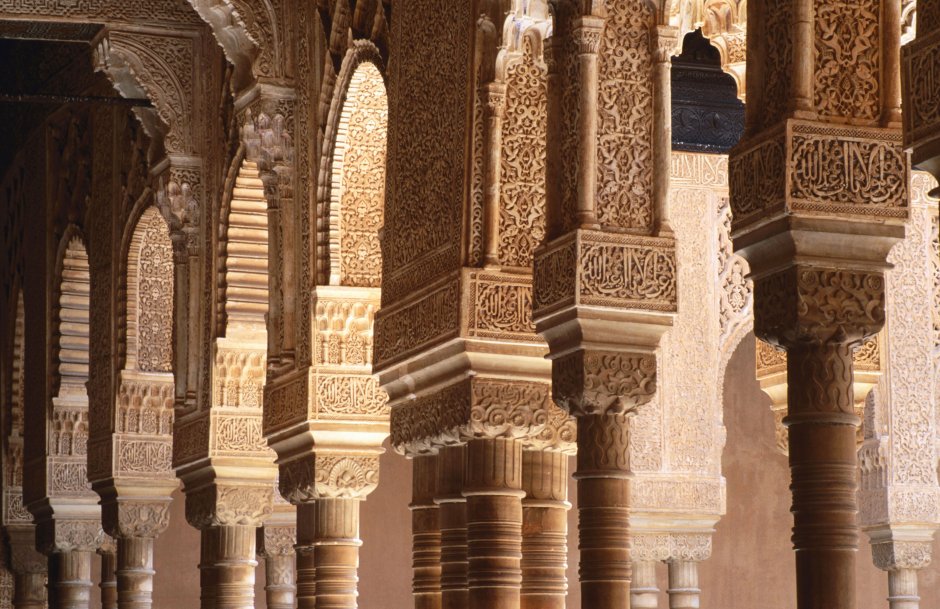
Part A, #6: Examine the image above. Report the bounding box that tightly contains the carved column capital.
[572,16,604,55]
[631,533,713,563]
[482,83,507,119]
[754,266,886,348]
[102,499,171,539]
[185,484,274,529]
[552,349,656,417]
[652,25,680,63]
[258,525,297,558]
[279,454,380,504]
[6,526,46,574]
[871,539,934,572]
[36,519,105,555]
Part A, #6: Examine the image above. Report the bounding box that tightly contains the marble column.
[183,484,272,609]
[49,549,93,609]
[631,561,659,609]
[201,526,257,609]
[533,4,679,608]
[520,450,570,609]
[283,452,381,609]
[257,508,297,609]
[463,438,524,609]
[411,455,441,609]
[297,498,361,609]
[437,446,468,609]
[98,544,117,609]
[666,561,700,609]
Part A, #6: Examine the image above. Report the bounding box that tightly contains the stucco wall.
[146,333,940,608]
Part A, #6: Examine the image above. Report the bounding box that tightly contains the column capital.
[754,266,886,348]
[552,349,656,417]
[279,454,380,504]
[6,526,46,574]
[871,537,935,572]
[185,483,274,529]
[572,16,605,55]
[632,533,713,563]
[258,525,297,558]
[36,519,104,555]
[652,25,680,62]
[102,499,171,539]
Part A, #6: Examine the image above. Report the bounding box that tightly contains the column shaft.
[13,572,45,609]
[521,450,569,609]
[100,551,117,609]
[573,18,601,227]
[575,414,631,609]
[412,455,442,609]
[464,438,524,609]
[632,561,659,609]
[314,498,362,609]
[116,537,155,609]
[201,526,256,609]
[888,569,919,609]
[295,514,315,609]
[482,85,506,266]
[787,344,859,609]
[667,561,699,609]
[50,550,92,609]
[263,554,296,609]
[438,445,468,609]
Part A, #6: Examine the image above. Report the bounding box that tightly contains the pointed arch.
[53,227,91,400]
[124,206,174,373]
[319,43,388,288]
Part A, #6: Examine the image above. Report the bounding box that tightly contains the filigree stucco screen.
[125,207,173,374]
[328,61,387,289]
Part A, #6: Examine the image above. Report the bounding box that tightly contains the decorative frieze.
[533,231,677,318]
[729,122,908,230]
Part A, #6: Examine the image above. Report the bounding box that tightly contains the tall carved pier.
[730,1,909,607]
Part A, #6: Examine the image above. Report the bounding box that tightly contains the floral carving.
[553,350,657,417]
[595,0,654,231]
[755,267,886,346]
[499,36,548,267]
[814,0,880,120]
